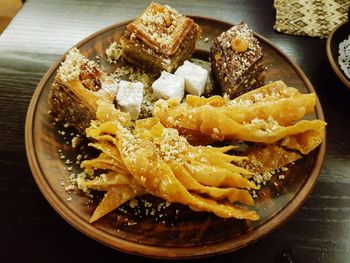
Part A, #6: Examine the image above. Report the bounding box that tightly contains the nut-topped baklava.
[120,2,201,73]
[49,48,118,134]
[210,22,265,98]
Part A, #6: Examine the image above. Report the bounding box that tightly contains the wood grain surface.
[0,0,350,262]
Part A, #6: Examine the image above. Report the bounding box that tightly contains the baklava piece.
[120,2,201,73]
[210,22,265,98]
[49,48,118,134]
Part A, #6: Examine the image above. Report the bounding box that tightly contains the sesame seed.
[65,185,75,192]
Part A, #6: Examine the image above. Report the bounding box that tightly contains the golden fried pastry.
[241,144,302,174]
[78,100,259,221]
[153,81,326,154]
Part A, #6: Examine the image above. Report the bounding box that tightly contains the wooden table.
[1,0,349,262]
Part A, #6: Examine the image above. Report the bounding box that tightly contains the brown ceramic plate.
[25,17,326,259]
[327,21,350,89]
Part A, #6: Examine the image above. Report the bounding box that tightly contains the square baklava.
[49,48,118,134]
[120,3,201,73]
[210,22,265,98]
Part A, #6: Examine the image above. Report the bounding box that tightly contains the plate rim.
[25,16,326,259]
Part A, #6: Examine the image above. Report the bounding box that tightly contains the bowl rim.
[326,21,350,90]
[25,16,326,259]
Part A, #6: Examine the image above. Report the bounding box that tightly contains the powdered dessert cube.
[174,60,208,96]
[116,80,144,120]
[152,71,184,99]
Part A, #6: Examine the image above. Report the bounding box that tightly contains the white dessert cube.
[152,71,185,100]
[174,60,208,96]
[116,80,144,120]
[101,79,119,93]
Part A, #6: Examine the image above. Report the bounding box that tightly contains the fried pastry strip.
[81,153,128,174]
[116,132,258,220]
[78,171,136,192]
[77,170,144,223]
[155,81,317,126]
[87,141,127,170]
[135,117,257,189]
[89,185,144,223]
[184,162,257,189]
[153,81,326,154]
[241,144,302,174]
[169,163,254,205]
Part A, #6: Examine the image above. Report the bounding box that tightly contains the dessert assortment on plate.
[48,2,326,223]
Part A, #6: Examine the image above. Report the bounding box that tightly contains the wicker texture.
[274,0,349,38]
